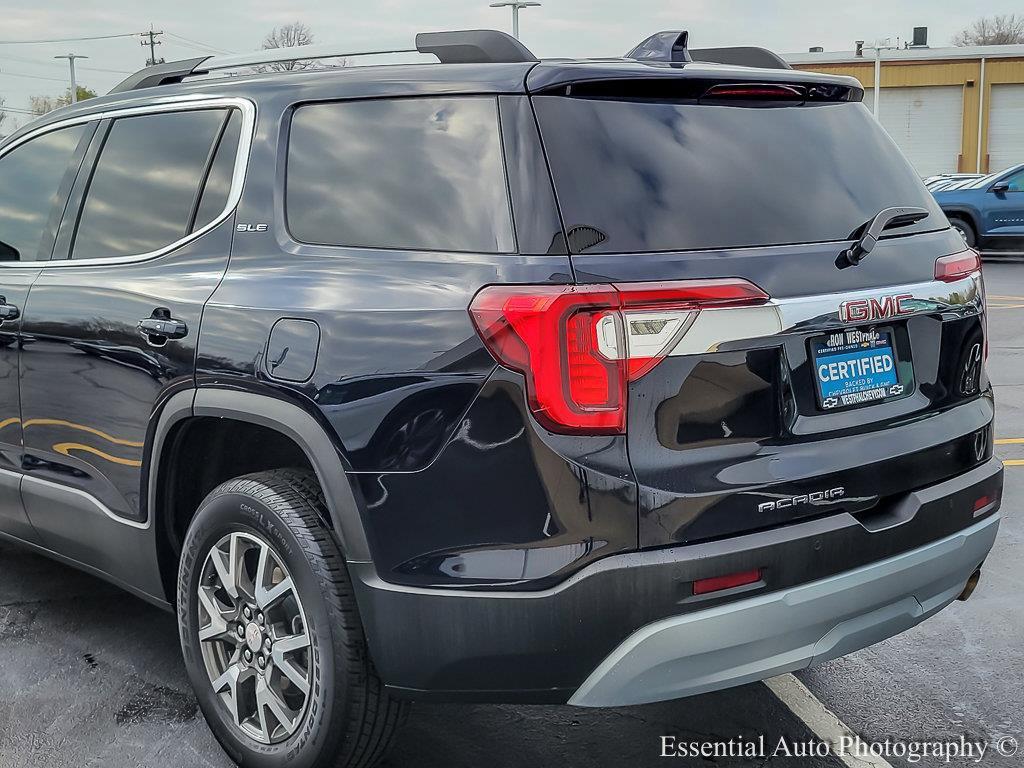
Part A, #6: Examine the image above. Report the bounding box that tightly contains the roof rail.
[109,29,536,94]
[625,30,791,70]
[415,30,537,63]
[109,56,210,94]
[199,43,418,73]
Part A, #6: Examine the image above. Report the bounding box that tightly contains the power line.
[0,69,68,83]
[0,32,141,45]
[0,105,38,115]
[0,53,129,74]
[165,32,234,55]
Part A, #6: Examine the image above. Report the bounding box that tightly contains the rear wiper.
[836,206,930,269]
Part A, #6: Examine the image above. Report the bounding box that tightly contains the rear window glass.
[287,97,515,253]
[533,97,945,254]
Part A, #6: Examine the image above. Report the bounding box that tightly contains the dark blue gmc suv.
[0,28,1002,768]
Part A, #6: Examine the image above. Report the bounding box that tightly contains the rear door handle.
[0,295,20,324]
[138,308,187,346]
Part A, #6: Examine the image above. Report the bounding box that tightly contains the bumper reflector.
[692,568,762,595]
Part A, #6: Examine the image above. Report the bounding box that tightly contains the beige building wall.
[792,57,1024,173]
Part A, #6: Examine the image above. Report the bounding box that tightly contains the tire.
[948,216,977,249]
[177,469,408,768]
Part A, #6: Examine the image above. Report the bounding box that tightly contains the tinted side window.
[1005,169,1024,192]
[0,125,86,262]
[287,97,515,253]
[72,109,228,260]
[193,111,243,232]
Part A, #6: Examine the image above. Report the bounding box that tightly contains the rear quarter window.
[286,97,515,253]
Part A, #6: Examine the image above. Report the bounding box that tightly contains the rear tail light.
[934,249,981,282]
[468,279,769,435]
[934,248,987,358]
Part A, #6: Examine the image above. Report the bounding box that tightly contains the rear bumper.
[570,511,999,707]
[350,457,1002,703]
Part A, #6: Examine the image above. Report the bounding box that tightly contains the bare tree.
[0,96,7,134]
[261,22,316,71]
[953,14,1024,46]
[29,86,98,116]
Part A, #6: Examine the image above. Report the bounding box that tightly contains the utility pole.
[140,27,165,66]
[488,1,541,40]
[53,54,88,103]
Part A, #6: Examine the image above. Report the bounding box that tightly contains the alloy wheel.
[197,531,312,744]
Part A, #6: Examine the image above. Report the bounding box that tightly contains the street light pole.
[866,41,897,121]
[54,54,89,103]
[488,2,542,40]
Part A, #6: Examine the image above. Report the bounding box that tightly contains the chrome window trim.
[0,95,255,269]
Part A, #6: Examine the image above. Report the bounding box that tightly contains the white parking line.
[765,673,894,768]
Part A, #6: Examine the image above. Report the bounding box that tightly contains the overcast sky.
[1,0,1019,129]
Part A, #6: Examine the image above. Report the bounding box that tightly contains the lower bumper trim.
[568,513,1000,707]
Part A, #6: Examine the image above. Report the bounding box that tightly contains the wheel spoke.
[255,542,271,598]
[211,663,252,727]
[256,676,298,737]
[255,567,294,610]
[271,629,310,695]
[197,586,236,643]
[209,543,238,601]
[274,630,310,655]
[276,657,310,696]
[256,689,272,743]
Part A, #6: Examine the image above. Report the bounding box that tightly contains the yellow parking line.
[1003,460,1024,466]
[996,438,1024,444]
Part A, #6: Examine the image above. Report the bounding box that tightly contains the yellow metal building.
[784,45,1024,176]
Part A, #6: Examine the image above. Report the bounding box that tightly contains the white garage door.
[988,84,1024,174]
[874,86,963,177]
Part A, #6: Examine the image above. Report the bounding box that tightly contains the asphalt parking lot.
[1,260,1022,768]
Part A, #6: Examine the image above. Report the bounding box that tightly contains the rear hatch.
[529,63,991,548]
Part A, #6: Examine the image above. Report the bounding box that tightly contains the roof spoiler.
[626,30,792,70]
[110,29,537,94]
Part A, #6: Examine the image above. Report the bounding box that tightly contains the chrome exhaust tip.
[958,568,982,601]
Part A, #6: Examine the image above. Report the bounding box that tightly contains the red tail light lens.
[935,249,981,282]
[468,279,769,435]
[693,568,763,595]
[702,83,805,101]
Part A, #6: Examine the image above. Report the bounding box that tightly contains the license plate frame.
[810,327,906,412]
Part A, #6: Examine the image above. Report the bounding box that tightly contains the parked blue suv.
[933,162,1024,251]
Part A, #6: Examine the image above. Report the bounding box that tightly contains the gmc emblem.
[838,294,914,323]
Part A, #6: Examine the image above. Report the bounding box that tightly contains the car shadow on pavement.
[0,542,841,768]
